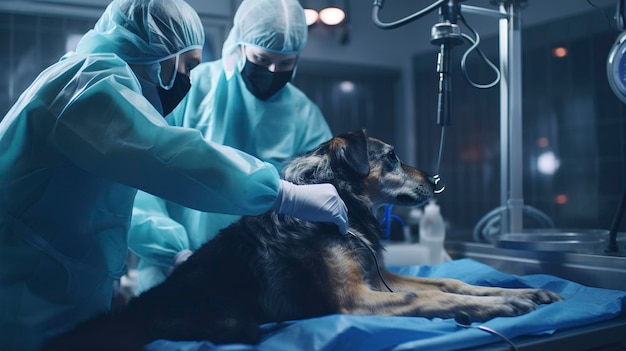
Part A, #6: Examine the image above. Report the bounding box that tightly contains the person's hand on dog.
[273,180,348,234]
[174,249,193,266]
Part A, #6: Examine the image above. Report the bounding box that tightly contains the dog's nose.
[428,175,445,194]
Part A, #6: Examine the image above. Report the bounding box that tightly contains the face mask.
[157,72,191,116]
[240,59,293,100]
[146,54,179,90]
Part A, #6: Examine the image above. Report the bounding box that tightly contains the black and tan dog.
[42,130,562,351]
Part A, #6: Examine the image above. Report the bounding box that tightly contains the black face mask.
[157,72,191,116]
[240,59,293,100]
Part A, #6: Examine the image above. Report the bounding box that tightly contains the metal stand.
[430,1,464,128]
[606,186,625,253]
[497,0,525,234]
[463,0,533,236]
[373,0,551,238]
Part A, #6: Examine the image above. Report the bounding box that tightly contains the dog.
[42,130,562,351]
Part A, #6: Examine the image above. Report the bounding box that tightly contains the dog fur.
[41,130,562,351]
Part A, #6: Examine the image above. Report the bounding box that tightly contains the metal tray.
[494,228,610,253]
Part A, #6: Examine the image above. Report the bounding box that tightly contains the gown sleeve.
[48,54,280,215]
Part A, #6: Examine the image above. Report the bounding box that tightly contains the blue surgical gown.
[0,53,281,350]
[128,59,332,293]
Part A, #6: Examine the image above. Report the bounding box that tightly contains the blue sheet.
[145,259,626,351]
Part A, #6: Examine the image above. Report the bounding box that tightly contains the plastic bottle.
[405,207,423,243]
[419,199,446,265]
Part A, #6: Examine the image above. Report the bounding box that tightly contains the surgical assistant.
[0,0,346,350]
[129,0,333,293]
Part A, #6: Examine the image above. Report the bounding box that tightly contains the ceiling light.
[319,7,345,26]
[304,8,319,26]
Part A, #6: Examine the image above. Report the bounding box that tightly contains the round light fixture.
[319,7,345,26]
[304,8,319,26]
[339,81,354,93]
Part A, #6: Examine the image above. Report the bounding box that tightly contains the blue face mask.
[157,72,191,116]
[240,59,293,100]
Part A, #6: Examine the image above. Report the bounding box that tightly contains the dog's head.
[282,130,435,211]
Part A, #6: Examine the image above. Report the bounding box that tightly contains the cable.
[472,205,556,243]
[380,205,406,240]
[606,187,625,253]
[435,126,446,177]
[430,9,500,194]
[586,0,615,32]
[616,0,625,31]
[429,126,447,194]
[381,205,393,239]
[347,230,394,292]
[372,0,444,30]
[455,320,519,351]
[459,14,501,89]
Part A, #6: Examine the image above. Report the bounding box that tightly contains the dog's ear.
[329,130,370,179]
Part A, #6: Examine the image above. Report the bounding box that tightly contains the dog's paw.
[458,289,562,322]
[454,296,536,324]
[443,295,538,323]
[496,295,539,316]
[513,288,563,305]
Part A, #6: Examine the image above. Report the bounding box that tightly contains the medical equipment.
[607,35,626,104]
[605,0,626,253]
[373,0,558,241]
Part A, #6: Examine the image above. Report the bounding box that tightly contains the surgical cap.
[75,0,205,64]
[222,0,307,71]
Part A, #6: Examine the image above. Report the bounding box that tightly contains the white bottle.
[419,200,446,265]
[405,207,423,243]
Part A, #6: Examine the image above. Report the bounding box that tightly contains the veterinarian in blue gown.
[128,0,334,294]
[0,0,347,350]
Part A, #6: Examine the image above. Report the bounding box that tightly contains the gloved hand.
[273,180,348,234]
[174,249,193,267]
[169,250,193,274]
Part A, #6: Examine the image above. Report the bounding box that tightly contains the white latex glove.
[174,249,194,267]
[274,180,348,234]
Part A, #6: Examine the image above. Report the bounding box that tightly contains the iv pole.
[501,0,524,235]
[373,0,531,236]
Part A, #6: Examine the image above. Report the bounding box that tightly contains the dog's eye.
[387,151,398,161]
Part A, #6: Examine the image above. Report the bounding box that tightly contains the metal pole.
[498,3,510,234]
[507,1,524,234]
[497,0,524,234]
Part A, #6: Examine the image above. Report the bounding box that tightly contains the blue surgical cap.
[75,0,205,64]
[222,0,307,75]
